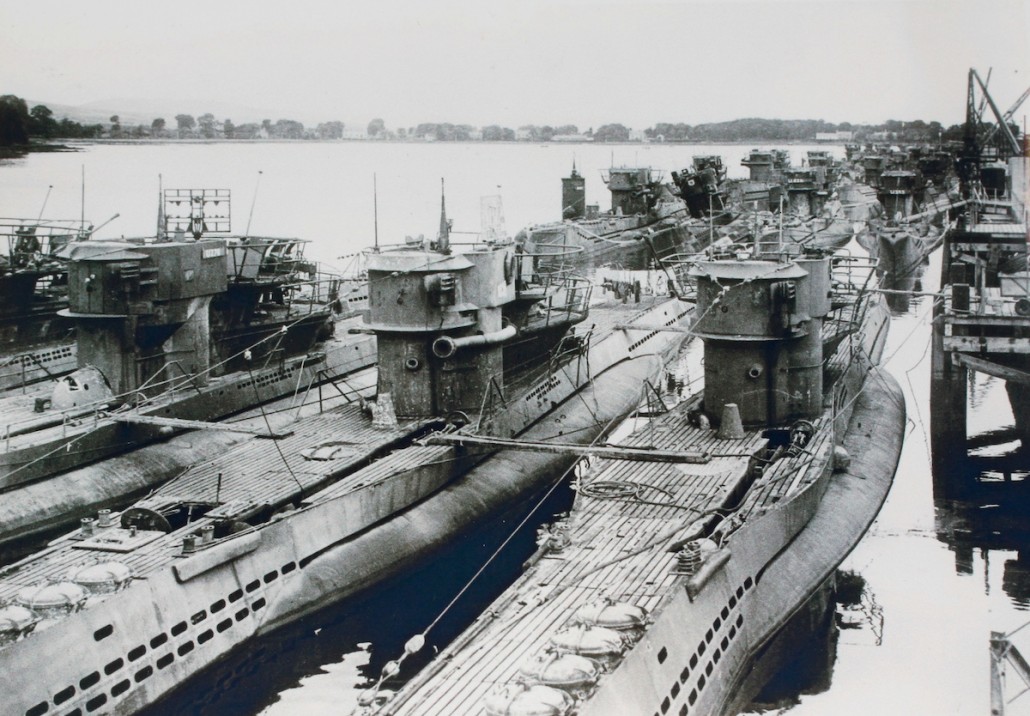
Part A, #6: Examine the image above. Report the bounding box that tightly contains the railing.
[645,252,700,301]
[830,251,877,300]
[516,260,592,330]
[273,272,348,320]
[473,328,589,433]
[823,252,879,358]
[0,219,85,269]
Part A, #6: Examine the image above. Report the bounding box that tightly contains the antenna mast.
[778,192,785,254]
[244,171,262,238]
[437,178,450,254]
[36,185,53,223]
[157,174,164,239]
[373,173,379,252]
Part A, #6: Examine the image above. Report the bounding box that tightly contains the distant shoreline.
[51,138,850,148]
[0,143,79,160]
[1,138,853,162]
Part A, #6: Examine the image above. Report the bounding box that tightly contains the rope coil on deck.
[576,480,641,499]
[577,479,692,510]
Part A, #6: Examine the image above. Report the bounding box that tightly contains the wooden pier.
[930,70,1030,478]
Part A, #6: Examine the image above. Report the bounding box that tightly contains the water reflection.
[933,432,1030,607]
[744,570,884,714]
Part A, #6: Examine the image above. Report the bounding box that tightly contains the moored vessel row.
[0,195,693,715]
[0,138,927,715]
[371,242,903,716]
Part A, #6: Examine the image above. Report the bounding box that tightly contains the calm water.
[2,142,1025,715]
[1,140,785,266]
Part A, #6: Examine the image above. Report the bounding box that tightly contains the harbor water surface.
[1,142,1024,715]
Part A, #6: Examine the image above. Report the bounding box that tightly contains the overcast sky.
[2,0,1027,129]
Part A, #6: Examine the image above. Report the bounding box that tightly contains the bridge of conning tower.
[604,167,656,216]
[690,257,832,428]
[59,240,229,396]
[364,244,517,419]
[741,150,776,182]
[561,166,586,220]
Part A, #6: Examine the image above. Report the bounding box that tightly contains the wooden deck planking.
[145,406,423,512]
[0,402,423,597]
[414,536,682,716]
[391,423,767,716]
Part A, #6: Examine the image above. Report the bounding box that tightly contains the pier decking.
[930,175,1029,477]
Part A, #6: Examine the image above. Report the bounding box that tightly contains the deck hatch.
[72,528,163,553]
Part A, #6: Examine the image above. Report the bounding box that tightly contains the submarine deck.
[386,344,853,716]
[0,295,679,603]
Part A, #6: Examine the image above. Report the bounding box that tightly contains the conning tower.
[604,167,655,216]
[561,164,586,220]
[61,240,228,396]
[742,150,777,182]
[784,167,822,218]
[861,155,887,188]
[918,150,952,186]
[690,256,832,428]
[877,169,923,219]
[672,162,725,219]
[807,150,833,168]
[365,242,518,419]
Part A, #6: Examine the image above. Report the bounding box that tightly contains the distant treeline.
[0,95,103,145]
[0,92,978,146]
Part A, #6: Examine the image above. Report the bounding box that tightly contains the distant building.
[342,129,368,140]
[815,131,854,141]
[515,128,534,141]
[628,128,646,142]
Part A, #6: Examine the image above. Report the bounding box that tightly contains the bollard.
[717,403,745,440]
